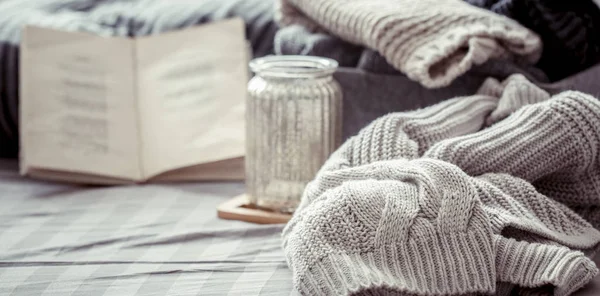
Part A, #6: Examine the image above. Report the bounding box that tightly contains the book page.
[26,168,135,185]
[20,26,142,180]
[150,157,244,182]
[135,18,247,178]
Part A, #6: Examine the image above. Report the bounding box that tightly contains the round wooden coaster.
[217,194,292,224]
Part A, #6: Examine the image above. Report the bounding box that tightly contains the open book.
[20,18,247,184]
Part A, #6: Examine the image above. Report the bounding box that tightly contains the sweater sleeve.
[277,0,541,88]
[476,173,600,296]
[475,173,600,250]
[424,91,600,207]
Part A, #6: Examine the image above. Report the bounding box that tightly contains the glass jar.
[246,56,342,213]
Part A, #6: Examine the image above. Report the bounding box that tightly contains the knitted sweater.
[276,0,542,88]
[464,0,600,81]
[283,75,600,295]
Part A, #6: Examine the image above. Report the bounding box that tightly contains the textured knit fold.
[474,172,600,296]
[284,159,497,296]
[284,159,600,296]
[494,235,598,296]
[476,174,600,250]
[292,74,553,221]
[284,74,600,296]
[292,92,498,217]
[276,0,542,88]
[476,74,550,125]
[424,90,600,208]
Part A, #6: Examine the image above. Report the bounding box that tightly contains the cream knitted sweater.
[276,0,542,88]
[283,75,600,296]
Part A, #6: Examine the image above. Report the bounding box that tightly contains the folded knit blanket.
[464,0,600,81]
[283,75,600,295]
[274,24,550,82]
[276,0,542,88]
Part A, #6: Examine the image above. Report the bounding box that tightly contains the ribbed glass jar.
[246,56,342,213]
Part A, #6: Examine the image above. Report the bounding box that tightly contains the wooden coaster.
[217,194,292,224]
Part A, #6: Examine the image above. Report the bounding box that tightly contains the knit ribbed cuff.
[295,229,496,295]
[495,236,599,296]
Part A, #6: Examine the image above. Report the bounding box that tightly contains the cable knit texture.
[276,0,542,88]
[283,74,600,296]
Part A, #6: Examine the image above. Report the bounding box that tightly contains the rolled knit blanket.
[276,0,542,88]
[464,0,600,81]
[284,74,600,295]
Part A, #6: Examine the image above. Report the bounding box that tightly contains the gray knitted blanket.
[276,0,600,83]
[277,0,542,88]
[284,74,600,296]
